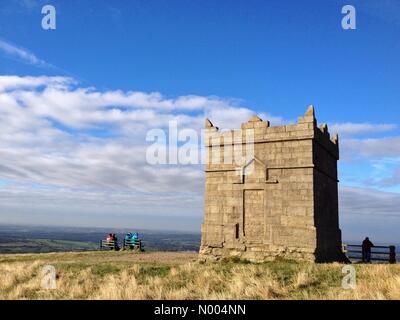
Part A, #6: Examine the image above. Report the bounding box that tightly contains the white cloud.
[377,167,400,187]
[0,182,203,230]
[0,75,269,132]
[339,186,400,243]
[0,75,74,92]
[0,39,50,67]
[330,123,397,137]
[341,137,400,160]
[340,186,400,217]
[0,75,222,227]
[1,75,399,229]
[0,75,271,219]
[339,135,400,188]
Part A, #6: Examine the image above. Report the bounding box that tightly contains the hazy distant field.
[1,250,399,300]
[0,225,201,254]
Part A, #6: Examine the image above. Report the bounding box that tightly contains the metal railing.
[342,244,396,264]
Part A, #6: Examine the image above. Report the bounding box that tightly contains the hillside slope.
[0,251,399,300]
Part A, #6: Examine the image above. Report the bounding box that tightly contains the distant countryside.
[0,225,201,254]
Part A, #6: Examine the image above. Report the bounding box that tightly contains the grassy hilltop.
[0,251,399,300]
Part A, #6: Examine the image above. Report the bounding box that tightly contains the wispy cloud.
[330,123,397,137]
[0,39,51,67]
[18,0,39,9]
[342,137,400,159]
[340,186,400,218]
[339,186,400,242]
[1,0,39,15]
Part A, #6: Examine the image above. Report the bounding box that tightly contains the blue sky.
[0,0,399,242]
[2,0,399,123]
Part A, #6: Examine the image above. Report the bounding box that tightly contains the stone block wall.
[200,106,347,262]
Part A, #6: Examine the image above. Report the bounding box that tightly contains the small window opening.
[235,223,240,239]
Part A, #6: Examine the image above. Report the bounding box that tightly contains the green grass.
[0,239,98,255]
[1,251,399,300]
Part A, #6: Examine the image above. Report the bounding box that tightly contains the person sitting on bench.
[112,234,120,250]
[124,233,132,248]
[125,233,133,241]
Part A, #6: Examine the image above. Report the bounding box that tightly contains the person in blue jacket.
[125,232,132,241]
[124,233,132,247]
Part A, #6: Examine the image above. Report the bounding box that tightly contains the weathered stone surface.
[200,107,347,263]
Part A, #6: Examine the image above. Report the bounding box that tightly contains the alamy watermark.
[40,5,355,31]
[41,265,57,290]
[146,121,255,172]
[41,5,56,30]
[341,265,356,290]
[341,5,356,30]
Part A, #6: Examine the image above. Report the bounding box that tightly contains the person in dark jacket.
[111,234,119,250]
[362,237,374,263]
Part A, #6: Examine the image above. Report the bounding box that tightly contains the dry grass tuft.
[0,251,399,300]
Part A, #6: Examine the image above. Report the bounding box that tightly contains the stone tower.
[200,106,346,262]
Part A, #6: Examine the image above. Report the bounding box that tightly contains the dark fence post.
[389,246,396,264]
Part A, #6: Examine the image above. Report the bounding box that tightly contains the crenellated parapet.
[206,105,338,145]
[204,105,340,168]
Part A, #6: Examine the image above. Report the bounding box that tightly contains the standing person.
[362,237,374,263]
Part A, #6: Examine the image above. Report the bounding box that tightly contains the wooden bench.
[123,238,144,251]
[99,240,119,251]
[342,244,396,263]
